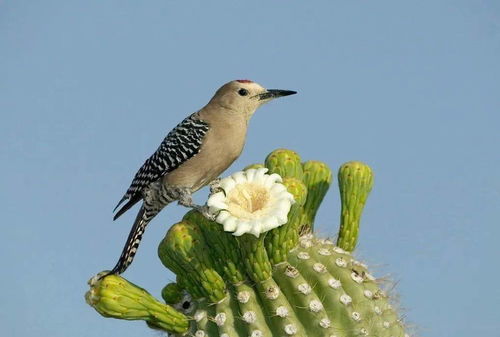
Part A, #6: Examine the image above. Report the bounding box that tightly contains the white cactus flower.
[207,168,295,237]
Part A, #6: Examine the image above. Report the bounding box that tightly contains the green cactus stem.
[183,210,246,284]
[193,299,220,337]
[238,234,273,283]
[213,291,245,336]
[288,238,406,336]
[254,278,307,336]
[273,262,338,336]
[265,177,308,265]
[232,282,274,336]
[336,161,374,252]
[85,273,189,334]
[158,221,227,303]
[300,160,333,234]
[286,239,356,336]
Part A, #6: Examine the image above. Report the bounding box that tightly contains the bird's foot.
[192,204,217,221]
[209,178,224,195]
[175,187,217,221]
[177,191,194,208]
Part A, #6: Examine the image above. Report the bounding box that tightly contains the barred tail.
[107,206,158,276]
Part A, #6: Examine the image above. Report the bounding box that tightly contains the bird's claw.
[209,178,224,195]
[194,204,217,221]
[177,197,217,221]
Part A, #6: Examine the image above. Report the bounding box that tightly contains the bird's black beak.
[258,89,297,101]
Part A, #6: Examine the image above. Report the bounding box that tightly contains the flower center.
[226,183,270,219]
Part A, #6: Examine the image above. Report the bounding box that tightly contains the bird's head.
[208,80,296,120]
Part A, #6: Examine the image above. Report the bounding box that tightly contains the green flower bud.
[85,273,188,333]
[265,148,304,180]
[337,161,374,251]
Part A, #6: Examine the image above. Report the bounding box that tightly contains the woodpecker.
[107,80,296,275]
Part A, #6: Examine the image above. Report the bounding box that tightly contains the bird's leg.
[175,187,194,207]
[175,187,217,221]
[209,177,224,194]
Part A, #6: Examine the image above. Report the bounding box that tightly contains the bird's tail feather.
[107,206,157,275]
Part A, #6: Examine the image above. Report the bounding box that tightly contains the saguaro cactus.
[86,149,409,337]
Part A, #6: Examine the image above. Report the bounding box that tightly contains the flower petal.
[269,183,287,196]
[276,199,292,212]
[249,222,263,237]
[244,168,257,182]
[261,174,277,188]
[216,210,231,223]
[268,173,283,184]
[220,177,236,193]
[252,168,269,185]
[275,209,290,224]
[221,215,238,232]
[232,221,252,236]
[207,192,228,210]
[261,216,279,232]
[232,171,247,184]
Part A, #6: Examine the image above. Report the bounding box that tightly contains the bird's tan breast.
[163,116,247,191]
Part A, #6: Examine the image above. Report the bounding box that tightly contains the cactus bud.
[161,282,183,305]
[265,148,304,180]
[300,160,333,233]
[85,273,189,333]
[337,161,374,251]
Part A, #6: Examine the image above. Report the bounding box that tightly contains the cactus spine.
[86,149,409,337]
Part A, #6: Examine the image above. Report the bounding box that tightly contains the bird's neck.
[198,105,253,125]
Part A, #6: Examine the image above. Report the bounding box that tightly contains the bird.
[106,79,296,276]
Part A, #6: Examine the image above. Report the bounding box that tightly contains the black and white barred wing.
[113,113,210,219]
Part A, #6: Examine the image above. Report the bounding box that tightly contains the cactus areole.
[86,149,410,337]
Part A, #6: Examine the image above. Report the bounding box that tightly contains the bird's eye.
[238,88,248,96]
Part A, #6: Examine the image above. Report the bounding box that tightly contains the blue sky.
[1,1,499,336]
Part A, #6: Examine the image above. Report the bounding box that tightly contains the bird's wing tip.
[113,195,141,221]
[113,196,128,213]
